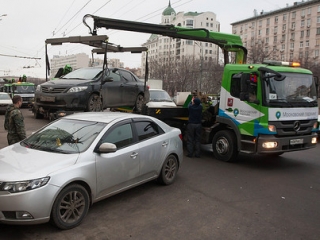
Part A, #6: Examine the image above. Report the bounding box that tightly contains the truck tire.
[34,110,44,119]
[212,130,238,162]
[87,93,102,112]
[134,94,145,113]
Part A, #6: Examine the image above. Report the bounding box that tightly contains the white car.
[0,112,183,229]
[0,92,12,113]
[147,89,177,108]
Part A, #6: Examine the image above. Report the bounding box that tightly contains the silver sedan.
[0,112,183,229]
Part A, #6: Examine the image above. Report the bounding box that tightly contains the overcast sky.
[0,0,296,78]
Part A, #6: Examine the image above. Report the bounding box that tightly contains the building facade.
[140,1,221,76]
[231,0,320,63]
[50,53,124,78]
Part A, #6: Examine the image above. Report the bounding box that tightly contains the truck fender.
[211,116,242,151]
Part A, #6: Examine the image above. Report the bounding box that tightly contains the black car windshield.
[263,72,317,107]
[150,90,173,102]
[21,119,106,153]
[62,68,103,80]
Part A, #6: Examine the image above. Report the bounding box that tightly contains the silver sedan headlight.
[67,86,88,93]
[0,177,50,193]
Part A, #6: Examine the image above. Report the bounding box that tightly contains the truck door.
[220,73,263,137]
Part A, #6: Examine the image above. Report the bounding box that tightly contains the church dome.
[162,1,176,16]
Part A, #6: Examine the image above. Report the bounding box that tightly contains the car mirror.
[102,77,113,84]
[98,142,117,153]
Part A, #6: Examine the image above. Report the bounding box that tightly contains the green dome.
[162,1,175,16]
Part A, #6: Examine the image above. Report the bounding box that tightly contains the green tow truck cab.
[3,81,35,107]
[207,60,318,162]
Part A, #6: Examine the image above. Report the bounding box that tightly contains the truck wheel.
[134,94,145,113]
[87,94,102,112]
[34,110,44,119]
[212,130,238,162]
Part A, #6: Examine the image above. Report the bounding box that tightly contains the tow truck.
[80,14,319,162]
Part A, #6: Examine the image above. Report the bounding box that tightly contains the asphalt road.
[0,109,320,240]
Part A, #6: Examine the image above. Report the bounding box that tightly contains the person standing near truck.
[186,97,202,158]
[4,95,26,145]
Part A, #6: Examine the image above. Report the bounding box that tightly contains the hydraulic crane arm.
[83,14,247,64]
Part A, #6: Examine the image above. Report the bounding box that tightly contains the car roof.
[63,112,152,124]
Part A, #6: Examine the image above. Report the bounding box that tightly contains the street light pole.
[194,41,203,92]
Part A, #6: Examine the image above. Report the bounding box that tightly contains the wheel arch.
[210,116,242,151]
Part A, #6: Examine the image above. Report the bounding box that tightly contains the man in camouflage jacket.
[4,95,26,145]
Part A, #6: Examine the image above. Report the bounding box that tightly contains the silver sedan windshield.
[22,119,106,153]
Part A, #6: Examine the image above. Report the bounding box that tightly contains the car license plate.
[290,139,303,145]
[40,96,55,102]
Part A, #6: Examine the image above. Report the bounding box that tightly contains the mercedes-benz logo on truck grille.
[293,121,301,132]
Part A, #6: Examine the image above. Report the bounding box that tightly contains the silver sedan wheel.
[51,184,90,230]
[157,155,178,185]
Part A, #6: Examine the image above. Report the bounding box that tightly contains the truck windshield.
[14,85,35,93]
[263,72,317,107]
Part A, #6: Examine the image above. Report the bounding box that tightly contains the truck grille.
[41,86,67,94]
[270,120,315,136]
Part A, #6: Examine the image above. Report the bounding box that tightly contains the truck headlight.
[36,85,41,91]
[0,177,50,193]
[68,86,88,93]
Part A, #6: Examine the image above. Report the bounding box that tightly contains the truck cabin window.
[263,72,317,107]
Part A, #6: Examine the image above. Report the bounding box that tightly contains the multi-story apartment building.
[50,53,123,78]
[231,0,320,63]
[140,1,221,76]
[50,53,89,78]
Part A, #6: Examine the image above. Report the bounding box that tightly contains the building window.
[281,35,285,41]
[292,11,296,18]
[281,44,285,50]
[301,31,304,38]
[306,29,310,37]
[267,18,270,25]
[283,14,287,21]
[266,28,269,35]
[291,33,295,39]
[290,42,294,49]
[186,19,193,27]
[317,28,320,35]
[283,24,286,31]
[307,7,311,15]
[307,19,311,27]
[299,52,303,59]
[274,36,277,43]
[301,20,305,27]
[300,41,303,48]
[266,37,269,43]
[292,22,296,29]
[318,6,320,12]
[317,16,320,23]
[274,26,278,33]
[315,49,319,57]
[301,9,305,17]
[316,39,320,46]
[306,40,309,47]
[275,16,278,23]
[290,53,293,59]
[259,20,262,27]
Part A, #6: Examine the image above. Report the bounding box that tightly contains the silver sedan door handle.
[162,141,168,147]
[130,152,138,159]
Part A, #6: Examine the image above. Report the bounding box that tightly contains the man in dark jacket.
[186,97,202,158]
[4,95,26,145]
